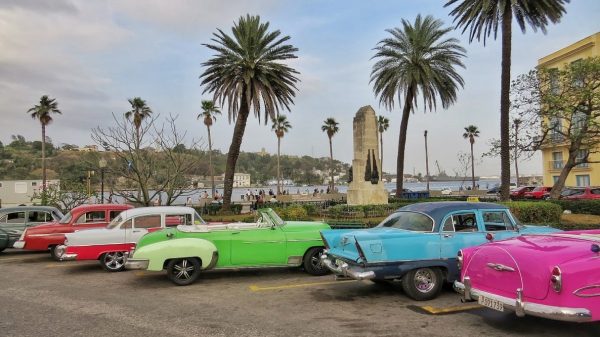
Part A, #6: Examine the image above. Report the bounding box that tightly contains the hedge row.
[547,200,600,216]
[501,201,562,225]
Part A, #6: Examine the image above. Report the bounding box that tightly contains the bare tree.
[31,181,90,212]
[92,113,202,206]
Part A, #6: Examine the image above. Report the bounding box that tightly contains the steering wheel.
[462,217,475,227]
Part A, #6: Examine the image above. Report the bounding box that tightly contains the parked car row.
[2,201,598,324]
[506,185,600,201]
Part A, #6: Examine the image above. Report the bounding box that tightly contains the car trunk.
[464,235,592,300]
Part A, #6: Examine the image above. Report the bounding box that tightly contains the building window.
[553,176,560,184]
[549,117,563,142]
[31,182,37,186]
[576,175,590,187]
[575,149,589,168]
[549,68,560,94]
[571,59,584,87]
[551,152,563,169]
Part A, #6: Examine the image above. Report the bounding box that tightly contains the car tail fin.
[320,232,329,249]
[354,236,367,263]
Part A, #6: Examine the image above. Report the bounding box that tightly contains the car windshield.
[107,215,123,229]
[376,211,434,232]
[561,188,582,196]
[59,212,72,224]
[532,187,545,192]
[194,212,206,225]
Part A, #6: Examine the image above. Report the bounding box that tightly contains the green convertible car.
[125,208,331,285]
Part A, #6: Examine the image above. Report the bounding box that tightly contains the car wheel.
[166,258,201,286]
[302,247,329,276]
[401,267,443,301]
[49,245,62,261]
[100,252,126,272]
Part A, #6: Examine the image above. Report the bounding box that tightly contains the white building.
[232,173,251,187]
[0,180,60,207]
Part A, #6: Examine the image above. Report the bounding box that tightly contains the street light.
[86,170,95,197]
[99,158,107,204]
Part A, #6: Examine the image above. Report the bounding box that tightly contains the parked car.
[454,230,600,322]
[13,204,133,259]
[0,206,64,252]
[59,206,201,271]
[560,186,600,200]
[320,202,560,301]
[523,186,552,200]
[509,186,536,200]
[125,208,331,285]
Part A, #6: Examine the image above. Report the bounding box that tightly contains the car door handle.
[132,230,141,233]
[231,231,240,234]
[443,234,453,238]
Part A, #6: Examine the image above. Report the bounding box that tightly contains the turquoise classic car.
[320,202,560,301]
[125,208,331,285]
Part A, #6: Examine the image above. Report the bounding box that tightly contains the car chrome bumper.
[321,253,375,281]
[454,277,593,323]
[56,245,77,261]
[13,241,25,249]
[124,258,149,270]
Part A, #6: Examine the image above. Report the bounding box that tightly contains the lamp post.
[99,158,107,204]
[424,130,430,193]
[86,170,95,197]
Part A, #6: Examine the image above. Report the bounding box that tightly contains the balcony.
[549,160,564,171]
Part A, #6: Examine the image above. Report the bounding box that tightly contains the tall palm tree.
[370,15,466,197]
[125,97,153,149]
[462,125,480,190]
[271,114,292,194]
[200,14,299,210]
[513,118,521,187]
[198,100,221,197]
[445,0,570,200]
[28,95,61,204]
[321,118,339,192]
[377,115,390,179]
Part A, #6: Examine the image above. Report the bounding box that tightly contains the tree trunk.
[470,140,475,189]
[396,87,414,198]
[277,136,281,195]
[207,125,215,197]
[379,131,384,180]
[222,94,250,211]
[499,6,513,201]
[514,123,519,187]
[41,123,47,205]
[329,137,334,192]
[550,155,576,199]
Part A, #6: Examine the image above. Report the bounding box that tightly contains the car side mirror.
[166,232,174,239]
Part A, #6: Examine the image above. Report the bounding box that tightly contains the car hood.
[65,228,125,246]
[464,234,594,300]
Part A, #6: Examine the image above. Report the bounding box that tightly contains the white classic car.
[57,206,205,271]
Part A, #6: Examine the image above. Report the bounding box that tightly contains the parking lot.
[1,249,598,337]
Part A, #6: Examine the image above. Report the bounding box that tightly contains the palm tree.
[321,118,339,192]
[370,15,466,197]
[377,115,390,179]
[198,100,221,197]
[200,14,299,210]
[462,125,480,190]
[125,97,153,149]
[28,95,61,204]
[513,118,521,187]
[271,114,292,194]
[445,0,570,200]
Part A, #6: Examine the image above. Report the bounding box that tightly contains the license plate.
[478,295,504,312]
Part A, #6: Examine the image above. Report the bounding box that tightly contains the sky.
[1,0,599,177]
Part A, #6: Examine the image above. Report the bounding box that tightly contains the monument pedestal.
[347,105,388,206]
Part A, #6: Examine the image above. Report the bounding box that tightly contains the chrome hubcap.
[414,269,435,293]
[173,259,195,280]
[311,250,324,270]
[103,252,125,270]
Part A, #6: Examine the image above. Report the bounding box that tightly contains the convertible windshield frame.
[107,214,123,229]
[59,212,73,224]
[376,211,435,232]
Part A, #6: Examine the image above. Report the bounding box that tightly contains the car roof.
[0,206,62,213]
[69,203,133,213]
[398,201,508,224]
[116,206,197,219]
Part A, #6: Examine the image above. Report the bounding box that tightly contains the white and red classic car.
[57,206,204,271]
[454,230,600,322]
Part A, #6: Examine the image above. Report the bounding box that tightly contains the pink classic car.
[454,230,600,322]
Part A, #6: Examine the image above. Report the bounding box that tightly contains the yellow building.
[538,32,600,187]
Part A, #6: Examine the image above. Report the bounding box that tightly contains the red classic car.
[455,230,600,322]
[509,186,535,200]
[560,187,600,200]
[523,186,552,199]
[13,204,133,259]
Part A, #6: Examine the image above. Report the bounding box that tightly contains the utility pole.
[514,119,521,187]
[424,130,430,193]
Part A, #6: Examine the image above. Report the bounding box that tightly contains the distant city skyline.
[1,0,599,176]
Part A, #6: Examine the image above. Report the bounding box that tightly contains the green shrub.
[503,201,562,224]
[278,205,309,221]
[548,200,600,216]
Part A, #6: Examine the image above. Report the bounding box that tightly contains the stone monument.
[347,105,388,205]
